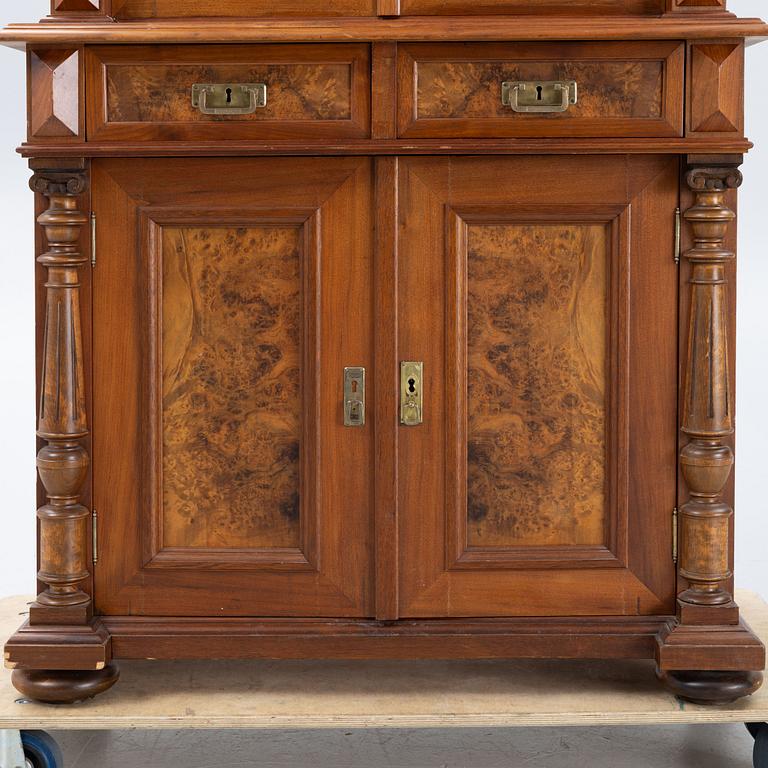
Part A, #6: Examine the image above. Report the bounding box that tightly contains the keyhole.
[536,85,543,101]
[226,87,233,104]
[408,377,416,394]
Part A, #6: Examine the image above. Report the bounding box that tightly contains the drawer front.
[400,0,662,14]
[112,0,376,17]
[86,45,371,142]
[398,42,684,139]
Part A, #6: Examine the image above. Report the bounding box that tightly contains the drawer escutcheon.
[501,80,578,114]
[191,83,268,115]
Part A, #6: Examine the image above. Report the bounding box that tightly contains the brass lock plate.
[501,80,578,113]
[344,367,366,427]
[400,362,423,426]
[191,83,268,115]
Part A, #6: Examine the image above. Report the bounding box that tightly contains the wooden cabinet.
[2,0,768,706]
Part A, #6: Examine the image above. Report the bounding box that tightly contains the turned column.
[4,165,119,703]
[29,169,91,619]
[655,163,764,704]
[678,165,741,608]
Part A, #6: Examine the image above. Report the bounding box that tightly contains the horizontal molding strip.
[1,16,768,48]
[18,138,755,157]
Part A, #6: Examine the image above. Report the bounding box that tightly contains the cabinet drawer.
[86,44,371,142]
[398,42,684,139]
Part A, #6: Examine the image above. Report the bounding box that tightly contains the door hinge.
[90,212,97,269]
[92,509,98,564]
[674,207,681,265]
[672,506,679,564]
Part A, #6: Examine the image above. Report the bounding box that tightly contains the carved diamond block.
[689,44,743,134]
[53,0,100,11]
[676,0,725,7]
[29,49,80,140]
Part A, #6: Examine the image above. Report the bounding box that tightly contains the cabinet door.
[398,156,678,617]
[93,158,374,617]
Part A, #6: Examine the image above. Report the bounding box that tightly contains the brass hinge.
[674,207,681,265]
[90,212,97,269]
[672,506,679,564]
[92,509,98,564]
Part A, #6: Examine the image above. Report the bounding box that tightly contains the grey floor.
[47,725,757,767]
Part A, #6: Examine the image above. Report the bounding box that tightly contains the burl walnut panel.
[86,45,371,142]
[398,42,685,139]
[110,0,376,17]
[161,226,302,551]
[401,0,662,14]
[466,223,607,548]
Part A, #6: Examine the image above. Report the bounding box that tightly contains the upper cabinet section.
[47,0,729,17]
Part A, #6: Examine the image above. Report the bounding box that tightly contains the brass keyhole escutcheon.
[400,362,423,426]
[343,367,366,427]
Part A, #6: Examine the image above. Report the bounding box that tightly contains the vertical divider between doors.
[374,156,400,620]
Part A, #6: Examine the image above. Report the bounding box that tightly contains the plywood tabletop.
[1,591,767,730]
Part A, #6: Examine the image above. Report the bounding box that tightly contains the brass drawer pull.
[501,80,578,114]
[191,83,267,115]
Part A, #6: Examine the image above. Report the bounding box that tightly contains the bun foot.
[657,668,763,705]
[12,663,120,704]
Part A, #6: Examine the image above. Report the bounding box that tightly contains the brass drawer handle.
[501,80,578,114]
[191,83,267,115]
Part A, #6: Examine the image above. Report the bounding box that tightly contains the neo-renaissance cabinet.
[2,0,767,705]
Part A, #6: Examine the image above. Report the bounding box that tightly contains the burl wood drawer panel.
[400,0,662,15]
[85,44,371,142]
[398,42,684,139]
[109,0,376,17]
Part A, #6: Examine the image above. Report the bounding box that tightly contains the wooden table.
[1,591,767,732]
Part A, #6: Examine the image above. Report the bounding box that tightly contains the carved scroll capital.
[29,170,88,198]
[686,167,743,192]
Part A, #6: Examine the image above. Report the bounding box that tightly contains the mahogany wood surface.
[3,17,768,49]
[397,155,678,617]
[15,138,758,157]
[92,157,375,617]
[2,0,767,706]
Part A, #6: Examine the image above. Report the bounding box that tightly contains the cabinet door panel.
[398,155,678,617]
[93,158,374,617]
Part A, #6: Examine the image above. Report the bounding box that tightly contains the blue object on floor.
[20,731,63,768]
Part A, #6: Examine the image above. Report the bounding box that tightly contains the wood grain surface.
[2,591,768,728]
[106,64,352,123]
[92,157,374,618]
[397,42,685,139]
[398,155,678,618]
[466,223,607,548]
[401,0,662,14]
[4,17,767,50]
[161,226,302,551]
[86,45,371,142]
[112,0,376,17]
[416,61,662,120]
